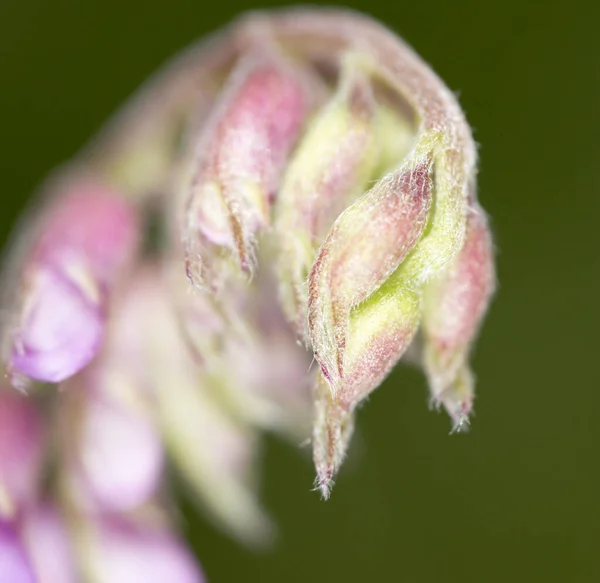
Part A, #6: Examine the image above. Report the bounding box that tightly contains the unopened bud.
[307,158,432,495]
[184,51,311,286]
[275,62,380,331]
[309,158,432,397]
[422,205,495,430]
[312,374,354,499]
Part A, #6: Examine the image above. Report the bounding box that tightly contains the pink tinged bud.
[20,504,78,583]
[312,374,355,499]
[308,163,432,495]
[309,160,432,397]
[422,205,495,430]
[7,179,140,384]
[86,517,204,583]
[275,66,380,332]
[0,520,36,583]
[184,52,310,285]
[0,391,44,516]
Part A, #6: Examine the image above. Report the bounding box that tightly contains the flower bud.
[4,176,140,384]
[183,51,311,286]
[422,205,495,430]
[309,158,433,397]
[307,157,433,495]
[312,374,354,499]
[19,503,78,583]
[0,391,44,517]
[82,516,204,583]
[274,62,381,331]
[0,7,496,509]
[0,520,35,583]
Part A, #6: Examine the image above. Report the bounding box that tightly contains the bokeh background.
[1,0,598,581]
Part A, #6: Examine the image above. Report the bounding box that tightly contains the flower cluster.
[0,8,495,581]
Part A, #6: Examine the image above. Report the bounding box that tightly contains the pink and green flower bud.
[0,7,495,510]
[5,176,140,384]
[0,391,44,517]
[309,157,433,396]
[81,515,204,583]
[307,112,479,493]
[19,503,78,583]
[312,374,355,499]
[422,205,496,430]
[274,62,381,332]
[184,51,311,286]
[308,157,432,496]
[0,520,36,583]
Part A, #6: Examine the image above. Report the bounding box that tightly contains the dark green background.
[2,1,598,581]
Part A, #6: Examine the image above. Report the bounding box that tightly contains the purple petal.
[19,503,78,583]
[90,517,204,583]
[76,391,163,511]
[6,177,140,385]
[0,520,36,583]
[10,265,104,383]
[0,391,44,513]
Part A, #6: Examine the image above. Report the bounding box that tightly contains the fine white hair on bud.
[182,49,313,289]
[0,8,495,574]
[422,203,496,430]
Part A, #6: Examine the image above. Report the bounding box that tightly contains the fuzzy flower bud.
[4,175,139,384]
[1,7,495,542]
[309,157,432,396]
[422,204,496,430]
[184,51,311,286]
[309,157,432,496]
[274,62,381,331]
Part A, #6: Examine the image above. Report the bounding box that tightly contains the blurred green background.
[1,0,598,581]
